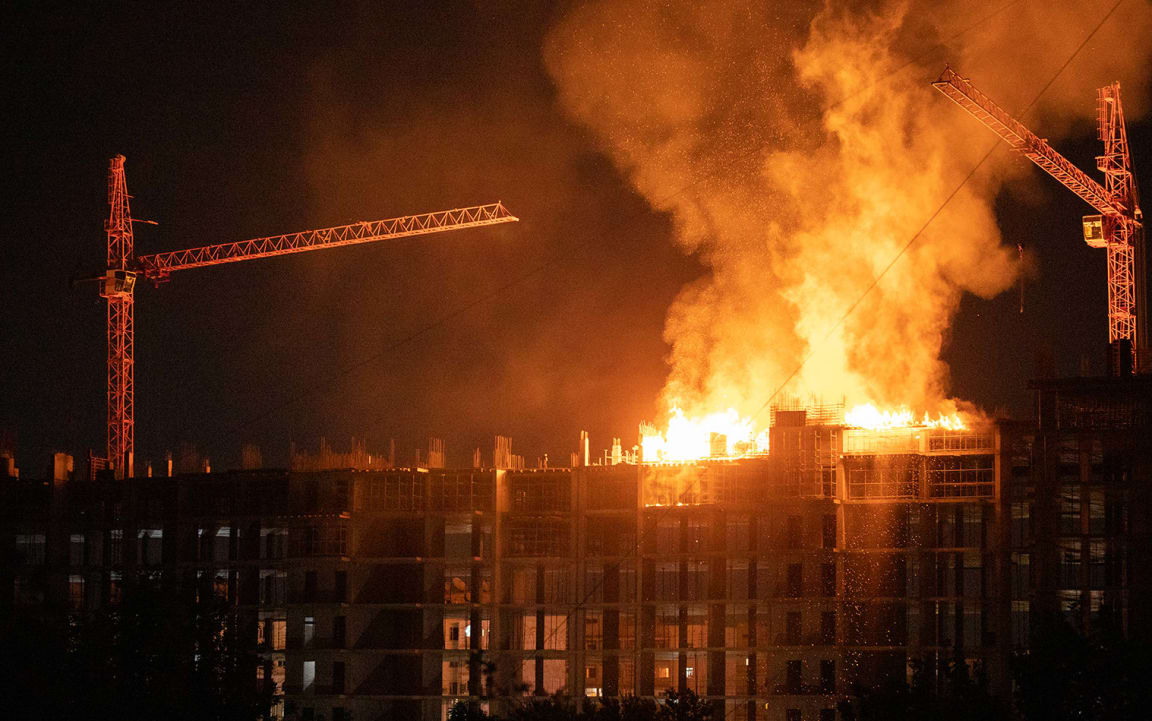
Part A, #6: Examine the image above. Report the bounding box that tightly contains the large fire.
[640,402,967,462]
[547,2,1152,466]
[842,403,967,431]
[640,406,768,463]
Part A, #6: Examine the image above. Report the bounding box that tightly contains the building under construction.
[4,375,1152,721]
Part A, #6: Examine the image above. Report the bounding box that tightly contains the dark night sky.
[3,2,1150,473]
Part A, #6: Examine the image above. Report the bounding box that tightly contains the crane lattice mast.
[101,156,137,477]
[932,67,1147,373]
[95,155,518,477]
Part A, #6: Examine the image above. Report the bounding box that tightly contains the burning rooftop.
[637,398,979,465]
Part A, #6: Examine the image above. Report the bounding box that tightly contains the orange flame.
[843,403,966,431]
[640,406,769,463]
[640,401,968,462]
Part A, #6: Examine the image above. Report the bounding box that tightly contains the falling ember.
[640,406,769,463]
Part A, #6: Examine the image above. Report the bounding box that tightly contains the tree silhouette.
[1,575,271,721]
[450,689,712,721]
[1012,609,1152,721]
[837,646,1007,721]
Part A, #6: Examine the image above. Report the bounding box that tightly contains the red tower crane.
[932,67,1147,374]
[93,155,518,478]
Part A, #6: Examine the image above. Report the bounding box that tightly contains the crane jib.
[93,154,519,479]
[135,202,518,278]
[931,66,1145,374]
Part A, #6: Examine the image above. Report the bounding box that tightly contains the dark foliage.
[1012,610,1152,721]
[837,614,1152,721]
[506,694,582,721]
[449,689,712,721]
[837,648,1007,721]
[1,577,271,721]
[449,699,493,721]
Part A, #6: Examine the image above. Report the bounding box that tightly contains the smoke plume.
[545,0,1152,419]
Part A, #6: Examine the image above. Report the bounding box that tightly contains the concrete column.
[571,468,586,708]
[489,470,513,714]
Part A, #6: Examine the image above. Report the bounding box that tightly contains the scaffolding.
[770,397,845,427]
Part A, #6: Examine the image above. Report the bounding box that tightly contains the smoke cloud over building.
[545,0,1152,420]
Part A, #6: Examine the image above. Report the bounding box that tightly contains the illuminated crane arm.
[136,202,518,280]
[933,67,1146,368]
[932,67,1123,217]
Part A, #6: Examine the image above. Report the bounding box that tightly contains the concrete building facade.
[4,376,1151,721]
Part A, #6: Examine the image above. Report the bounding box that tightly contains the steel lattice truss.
[101,156,135,476]
[94,156,518,476]
[136,203,517,279]
[1095,82,1144,354]
[933,68,1144,366]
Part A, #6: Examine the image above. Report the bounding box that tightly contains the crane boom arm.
[932,67,1123,217]
[136,202,517,279]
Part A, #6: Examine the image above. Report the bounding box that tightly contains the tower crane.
[92,155,518,478]
[932,67,1148,375]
